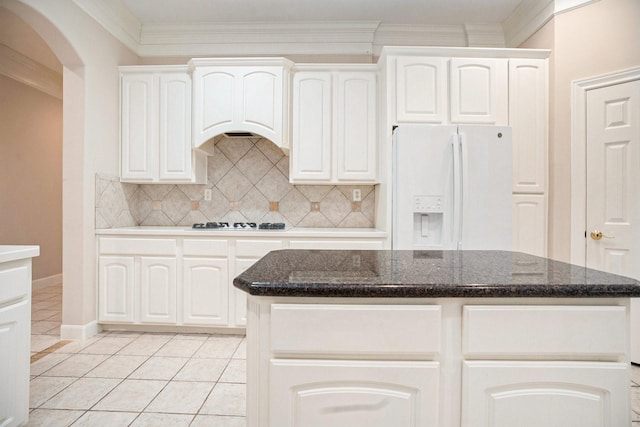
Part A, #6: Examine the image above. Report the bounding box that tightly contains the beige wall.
[521,0,640,262]
[0,74,62,280]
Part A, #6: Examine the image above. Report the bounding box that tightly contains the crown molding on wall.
[72,0,598,57]
[503,0,600,47]
[72,0,141,54]
[0,43,62,99]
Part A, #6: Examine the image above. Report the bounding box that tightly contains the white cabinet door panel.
[512,194,547,257]
[243,69,282,137]
[291,72,332,181]
[140,257,177,324]
[99,256,135,323]
[450,58,508,124]
[0,299,29,427]
[233,258,258,327]
[336,72,377,181]
[396,57,446,123]
[159,72,192,181]
[183,258,228,325]
[271,359,440,427]
[198,69,235,132]
[121,73,156,181]
[509,59,547,193]
[462,361,629,427]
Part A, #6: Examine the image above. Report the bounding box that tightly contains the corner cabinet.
[190,58,293,150]
[290,66,377,184]
[120,66,207,184]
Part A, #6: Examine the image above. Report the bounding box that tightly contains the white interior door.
[585,79,640,360]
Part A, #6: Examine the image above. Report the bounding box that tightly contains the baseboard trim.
[60,321,102,340]
[32,273,63,290]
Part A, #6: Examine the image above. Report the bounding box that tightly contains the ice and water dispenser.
[412,195,444,247]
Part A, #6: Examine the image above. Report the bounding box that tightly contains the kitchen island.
[234,250,640,427]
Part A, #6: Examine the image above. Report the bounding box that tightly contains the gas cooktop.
[191,222,286,230]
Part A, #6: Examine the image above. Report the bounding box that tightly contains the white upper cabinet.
[291,66,377,184]
[291,72,332,181]
[449,58,508,124]
[336,72,377,181]
[396,57,446,123]
[509,58,547,193]
[120,66,207,184]
[190,58,293,150]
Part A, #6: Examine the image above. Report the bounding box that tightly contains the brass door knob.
[590,230,614,240]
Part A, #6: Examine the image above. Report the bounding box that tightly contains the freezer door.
[458,126,512,250]
[392,125,457,250]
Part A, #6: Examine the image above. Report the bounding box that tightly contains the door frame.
[570,67,640,266]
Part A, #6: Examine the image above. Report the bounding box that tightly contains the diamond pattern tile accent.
[236,146,273,184]
[238,188,269,220]
[255,167,292,202]
[95,137,377,228]
[207,147,233,186]
[217,167,253,202]
[162,187,191,224]
[320,188,351,225]
[279,188,311,224]
[216,138,253,164]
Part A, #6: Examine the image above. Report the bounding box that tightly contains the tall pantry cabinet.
[379,47,549,257]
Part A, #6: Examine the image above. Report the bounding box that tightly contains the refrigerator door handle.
[451,134,462,249]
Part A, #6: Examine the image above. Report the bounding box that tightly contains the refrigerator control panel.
[413,196,444,213]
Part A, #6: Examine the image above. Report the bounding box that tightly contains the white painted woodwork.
[0,257,34,427]
[120,66,206,183]
[158,72,193,181]
[183,239,229,257]
[395,56,446,123]
[463,305,626,358]
[100,237,176,256]
[270,304,441,358]
[512,194,547,257]
[290,67,377,184]
[449,58,508,124]
[232,258,257,327]
[291,72,332,181]
[509,59,547,193]
[182,257,229,326]
[139,257,177,324]
[586,80,640,279]
[190,59,292,149]
[247,296,631,426]
[270,359,440,427]
[288,239,384,250]
[121,72,155,181]
[462,361,629,427]
[336,72,377,181]
[98,256,135,323]
[235,239,284,257]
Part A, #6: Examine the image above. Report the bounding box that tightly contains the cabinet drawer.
[288,239,384,250]
[183,239,228,257]
[235,240,283,257]
[0,261,30,305]
[271,304,441,358]
[99,238,176,255]
[463,305,627,358]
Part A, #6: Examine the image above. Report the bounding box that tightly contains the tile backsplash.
[96,137,376,229]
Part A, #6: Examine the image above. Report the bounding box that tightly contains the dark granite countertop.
[233,250,640,298]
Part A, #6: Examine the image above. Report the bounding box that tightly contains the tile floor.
[28,284,246,426]
[28,283,640,425]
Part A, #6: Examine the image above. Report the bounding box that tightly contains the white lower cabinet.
[462,361,628,427]
[232,258,256,326]
[140,257,177,324]
[98,256,135,323]
[182,257,228,325]
[0,255,34,427]
[270,359,440,427]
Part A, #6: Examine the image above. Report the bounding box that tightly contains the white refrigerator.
[392,124,513,251]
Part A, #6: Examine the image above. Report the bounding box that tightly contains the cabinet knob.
[590,230,614,241]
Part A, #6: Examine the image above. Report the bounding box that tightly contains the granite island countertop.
[233,249,640,298]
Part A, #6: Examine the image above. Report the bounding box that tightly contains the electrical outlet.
[204,189,212,201]
[352,189,362,202]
